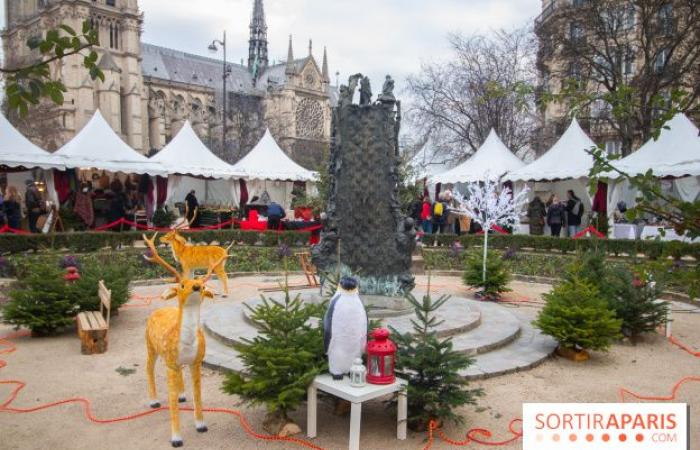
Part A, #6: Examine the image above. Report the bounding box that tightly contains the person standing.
[431,192,450,234]
[527,196,547,235]
[184,189,199,227]
[546,195,566,237]
[266,201,286,230]
[24,180,42,233]
[3,186,22,230]
[565,190,584,237]
[420,195,432,234]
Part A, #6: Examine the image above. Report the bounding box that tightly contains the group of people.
[527,190,585,237]
[412,190,472,236]
[0,181,45,232]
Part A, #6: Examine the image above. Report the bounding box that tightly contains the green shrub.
[221,285,326,427]
[607,269,669,339]
[533,276,622,352]
[391,291,482,431]
[462,252,512,300]
[152,208,176,228]
[2,261,79,335]
[70,254,134,311]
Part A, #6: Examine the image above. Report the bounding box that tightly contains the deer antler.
[143,233,182,282]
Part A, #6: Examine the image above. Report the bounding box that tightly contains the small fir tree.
[463,251,512,300]
[607,268,669,339]
[2,261,79,335]
[391,289,483,431]
[534,276,622,352]
[221,278,326,433]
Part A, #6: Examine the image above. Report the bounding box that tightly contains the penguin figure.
[324,277,368,380]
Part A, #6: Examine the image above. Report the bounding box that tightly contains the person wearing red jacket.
[420,195,432,234]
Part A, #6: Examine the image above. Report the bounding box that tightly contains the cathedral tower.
[248,0,269,77]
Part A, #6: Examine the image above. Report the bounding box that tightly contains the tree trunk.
[482,230,488,283]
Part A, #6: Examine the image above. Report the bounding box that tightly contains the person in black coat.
[546,194,566,237]
[185,190,199,227]
[266,201,286,230]
[565,190,584,237]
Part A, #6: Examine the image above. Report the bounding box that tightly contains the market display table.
[613,223,639,240]
[640,226,698,242]
[307,374,407,450]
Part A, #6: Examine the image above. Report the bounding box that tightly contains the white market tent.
[150,121,242,206]
[0,113,64,205]
[230,129,318,208]
[607,113,700,212]
[433,129,524,184]
[504,118,598,228]
[0,114,65,170]
[54,110,166,176]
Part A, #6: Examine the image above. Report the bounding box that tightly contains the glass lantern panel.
[370,356,381,376]
[351,372,359,384]
[383,355,393,376]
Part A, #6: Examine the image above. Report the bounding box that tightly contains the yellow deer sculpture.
[142,233,227,448]
[158,229,233,296]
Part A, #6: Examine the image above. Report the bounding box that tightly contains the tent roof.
[433,130,524,183]
[230,129,317,181]
[0,114,65,170]
[54,110,166,176]
[504,118,596,182]
[150,121,240,179]
[607,114,700,179]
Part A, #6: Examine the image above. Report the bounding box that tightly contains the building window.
[654,48,670,74]
[605,140,622,156]
[569,21,584,42]
[106,0,116,6]
[658,4,674,35]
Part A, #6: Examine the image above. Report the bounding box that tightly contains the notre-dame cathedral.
[2,0,336,168]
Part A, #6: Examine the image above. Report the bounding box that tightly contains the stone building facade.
[534,0,699,156]
[2,0,336,168]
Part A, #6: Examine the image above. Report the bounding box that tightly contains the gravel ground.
[1,275,698,450]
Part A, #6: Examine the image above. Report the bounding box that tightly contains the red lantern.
[366,328,396,385]
[64,266,81,283]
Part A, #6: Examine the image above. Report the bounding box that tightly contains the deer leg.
[190,363,207,432]
[216,265,229,296]
[167,368,183,447]
[146,337,160,408]
[176,369,186,403]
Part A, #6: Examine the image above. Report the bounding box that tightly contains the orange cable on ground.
[422,418,523,449]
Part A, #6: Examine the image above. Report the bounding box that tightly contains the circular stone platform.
[201,293,557,379]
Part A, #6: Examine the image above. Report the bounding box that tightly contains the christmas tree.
[534,275,622,353]
[463,251,512,300]
[221,277,326,435]
[391,287,482,431]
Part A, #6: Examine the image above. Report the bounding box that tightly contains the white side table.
[307,374,408,450]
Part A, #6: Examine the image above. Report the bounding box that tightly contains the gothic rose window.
[295,98,323,139]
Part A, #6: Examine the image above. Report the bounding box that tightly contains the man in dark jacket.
[267,201,286,230]
[546,195,566,237]
[527,196,547,235]
[25,180,42,233]
[565,190,584,237]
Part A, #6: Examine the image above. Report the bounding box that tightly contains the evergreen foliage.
[534,275,622,352]
[463,251,511,299]
[221,281,326,421]
[391,291,482,431]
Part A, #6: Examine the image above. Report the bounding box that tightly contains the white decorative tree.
[455,178,528,282]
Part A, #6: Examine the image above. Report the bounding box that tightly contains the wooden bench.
[76,280,112,355]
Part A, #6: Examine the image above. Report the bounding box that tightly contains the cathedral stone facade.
[2,0,336,168]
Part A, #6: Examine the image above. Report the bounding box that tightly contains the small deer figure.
[159,229,233,296]
[142,233,227,448]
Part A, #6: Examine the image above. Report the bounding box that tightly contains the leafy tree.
[391,290,482,431]
[221,281,326,432]
[1,21,103,116]
[534,276,622,352]
[463,251,512,300]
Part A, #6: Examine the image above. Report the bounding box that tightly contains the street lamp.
[208,31,231,159]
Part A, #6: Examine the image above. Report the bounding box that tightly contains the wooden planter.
[556,346,590,362]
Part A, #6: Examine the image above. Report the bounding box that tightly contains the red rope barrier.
[0,225,31,235]
[89,217,320,234]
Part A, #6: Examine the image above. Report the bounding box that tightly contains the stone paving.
[200,279,557,380]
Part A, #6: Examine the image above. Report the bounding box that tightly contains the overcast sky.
[2,0,541,92]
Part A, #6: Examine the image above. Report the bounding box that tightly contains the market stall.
[433,129,524,184]
[149,121,242,208]
[229,129,318,210]
[503,118,597,229]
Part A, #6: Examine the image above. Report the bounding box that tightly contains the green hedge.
[425,234,700,260]
[0,229,311,254]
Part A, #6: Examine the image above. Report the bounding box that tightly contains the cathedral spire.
[308,39,313,56]
[285,35,296,75]
[322,46,329,83]
[248,0,269,75]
